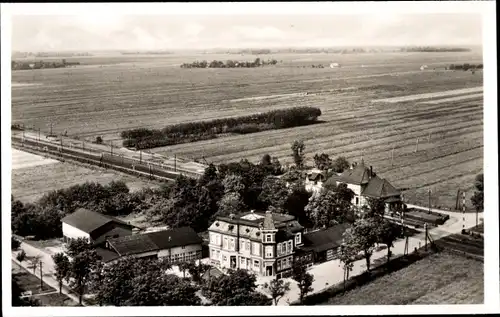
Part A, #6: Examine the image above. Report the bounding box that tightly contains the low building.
[61,208,138,245]
[324,160,402,213]
[299,223,351,264]
[304,168,327,196]
[208,210,304,278]
[98,226,203,264]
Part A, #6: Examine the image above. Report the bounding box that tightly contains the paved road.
[12,242,83,306]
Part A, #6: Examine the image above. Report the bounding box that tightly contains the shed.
[301,223,351,263]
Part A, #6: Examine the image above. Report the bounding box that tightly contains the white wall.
[62,223,91,241]
[158,244,202,257]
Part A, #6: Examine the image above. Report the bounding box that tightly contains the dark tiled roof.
[92,225,135,246]
[108,234,158,256]
[95,247,121,263]
[307,170,327,181]
[302,223,351,253]
[361,176,401,198]
[202,267,224,280]
[217,212,295,228]
[337,162,371,185]
[61,208,113,234]
[107,227,203,256]
[147,227,203,250]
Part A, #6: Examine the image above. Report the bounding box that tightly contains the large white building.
[207,210,304,278]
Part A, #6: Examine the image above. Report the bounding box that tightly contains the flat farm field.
[12,51,483,208]
[326,252,483,305]
[11,149,158,203]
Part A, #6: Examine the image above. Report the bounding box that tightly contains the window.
[254,260,260,269]
[240,240,245,251]
[266,234,272,242]
[216,234,221,245]
[240,257,245,265]
[216,250,220,259]
[230,238,235,250]
[355,196,359,205]
[210,233,215,244]
[252,242,261,256]
[211,249,216,259]
[288,257,292,268]
[295,233,301,245]
[223,237,228,249]
[277,260,282,271]
[281,243,286,255]
[265,246,273,258]
[245,241,250,251]
[288,241,292,252]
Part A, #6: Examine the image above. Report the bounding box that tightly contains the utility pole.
[391,146,395,167]
[415,138,419,153]
[60,134,63,151]
[428,188,431,213]
[174,154,177,172]
[50,122,53,136]
[427,132,431,143]
[140,150,142,164]
[38,128,41,143]
[462,191,466,231]
[455,189,460,210]
[82,141,85,151]
[424,223,428,251]
[39,261,43,290]
[110,142,113,156]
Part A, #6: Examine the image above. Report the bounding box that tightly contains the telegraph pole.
[391,146,395,167]
[110,142,113,156]
[415,138,419,153]
[39,261,43,290]
[462,191,466,231]
[50,122,53,136]
[38,128,41,143]
[140,150,142,164]
[174,154,177,172]
[424,223,428,251]
[428,188,431,213]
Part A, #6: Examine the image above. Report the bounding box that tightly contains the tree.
[95,136,103,144]
[261,154,272,166]
[178,261,191,278]
[202,269,271,305]
[471,173,484,213]
[304,184,354,228]
[69,249,102,305]
[52,252,71,294]
[332,156,350,173]
[365,197,386,219]
[376,219,401,266]
[339,243,357,291]
[29,255,41,274]
[12,237,21,250]
[313,153,333,170]
[292,259,314,304]
[291,140,306,169]
[187,261,211,284]
[263,278,291,306]
[222,174,245,195]
[66,237,91,257]
[259,176,290,212]
[216,192,245,218]
[284,186,313,228]
[16,250,27,263]
[342,218,378,272]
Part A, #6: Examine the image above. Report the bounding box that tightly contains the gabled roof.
[202,267,224,281]
[61,208,137,235]
[361,176,401,198]
[107,227,203,256]
[62,208,114,234]
[302,223,351,253]
[336,162,371,185]
[306,169,327,182]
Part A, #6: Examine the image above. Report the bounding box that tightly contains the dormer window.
[295,233,302,245]
[265,234,272,242]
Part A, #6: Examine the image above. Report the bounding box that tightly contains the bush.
[12,237,21,250]
[16,250,27,262]
[95,136,103,144]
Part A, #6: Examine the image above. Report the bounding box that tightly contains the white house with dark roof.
[324,160,402,213]
[61,208,139,244]
[208,210,304,278]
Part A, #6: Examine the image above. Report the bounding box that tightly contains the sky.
[11,14,482,52]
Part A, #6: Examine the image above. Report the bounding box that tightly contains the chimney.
[168,236,172,242]
[370,166,373,178]
[229,213,235,219]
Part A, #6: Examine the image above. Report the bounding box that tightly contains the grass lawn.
[326,251,483,305]
[36,293,79,306]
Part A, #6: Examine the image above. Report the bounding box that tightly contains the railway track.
[12,137,199,182]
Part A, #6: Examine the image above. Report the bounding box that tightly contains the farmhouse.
[61,208,138,244]
[304,168,327,196]
[208,210,304,278]
[97,227,203,264]
[325,161,402,213]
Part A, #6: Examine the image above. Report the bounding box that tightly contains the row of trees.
[180,58,278,69]
[291,140,350,174]
[11,59,80,71]
[448,63,483,71]
[121,107,322,149]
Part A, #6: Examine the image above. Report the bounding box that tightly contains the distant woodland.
[180,58,278,69]
[12,51,92,58]
[11,59,80,71]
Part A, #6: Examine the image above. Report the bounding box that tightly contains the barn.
[61,208,138,245]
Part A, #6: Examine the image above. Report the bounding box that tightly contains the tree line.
[11,59,80,71]
[447,63,483,71]
[121,106,322,149]
[180,58,278,69]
